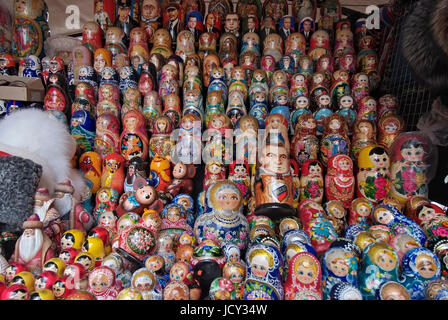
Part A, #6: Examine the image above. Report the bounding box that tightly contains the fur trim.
[401,0,448,95]
[0,109,86,197]
[431,0,448,59]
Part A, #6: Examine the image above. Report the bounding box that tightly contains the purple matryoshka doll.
[120,109,149,165]
[70,110,96,155]
[299,159,324,204]
[356,145,391,204]
[94,113,121,159]
[325,154,355,209]
[194,180,249,250]
[284,251,322,300]
[319,113,350,167]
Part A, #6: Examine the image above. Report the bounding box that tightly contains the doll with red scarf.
[291,113,319,168]
[88,265,122,299]
[228,161,251,205]
[414,203,448,240]
[82,21,103,53]
[325,154,355,209]
[284,251,323,300]
[120,110,149,165]
[101,153,126,195]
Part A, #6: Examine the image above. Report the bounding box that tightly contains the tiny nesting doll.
[377,113,405,150]
[88,266,121,299]
[223,261,246,300]
[70,110,96,156]
[299,159,324,203]
[79,151,102,194]
[319,113,350,167]
[349,198,374,228]
[321,246,358,299]
[143,91,162,132]
[244,243,284,300]
[203,161,227,191]
[284,252,322,300]
[101,153,125,195]
[325,154,355,208]
[228,161,251,206]
[389,132,434,204]
[358,242,399,300]
[336,94,356,135]
[120,110,149,165]
[356,145,391,204]
[94,113,121,159]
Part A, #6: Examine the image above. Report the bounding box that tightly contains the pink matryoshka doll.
[299,159,324,204]
[120,109,149,165]
[101,152,125,195]
[325,154,355,209]
[94,113,121,159]
[284,251,322,300]
[82,21,103,53]
[87,266,121,300]
[356,145,391,204]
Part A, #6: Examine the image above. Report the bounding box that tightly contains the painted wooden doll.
[94,113,121,159]
[120,110,149,165]
[357,96,377,122]
[389,133,433,204]
[101,153,126,195]
[321,246,358,299]
[349,197,374,227]
[378,113,405,150]
[79,151,102,194]
[70,110,96,156]
[358,242,399,300]
[325,154,355,208]
[149,115,175,159]
[223,261,246,300]
[324,200,347,236]
[356,145,391,204]
[413,203,448,240]
[336,94,356,135]
[389,233,421,266]
[399,247,441,300]
[319,113,350,167]
[194,180,249,250]
[244,243,284,300]
[291,113,318,167]
[284,252,322,300]
[228,161,251,206]
[203,161,227,191]
[351,119,377,160]
[299,159,324,203]
[351,72,370,105]
[371,204,427,247]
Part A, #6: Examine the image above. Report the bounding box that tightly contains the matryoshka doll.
[194,180,249,250]
[284,251,322,300]
[389,132,434,204]
[321,246,358,299]
[377,113,405,150]
[299,159,324,204]
[228,161,251,206]
[234,115,258,166]
[308,30,330,62]
[158,64,180,97]
[93,48,112,76]
[319,113,350,167]
[162,93,182,128]
[351,119,377,160]
[87,266,121,299]
[82,21,103,53]
[357,96,377,123]
[131,267,162,300]
[143,91,162,131]
[351,72,370,105]
[336,94,356,135]
[325,154,355,208]
[324,200,347,236]
[101,153,125,195]
[243,243,284,300]
[70,110,96,156]
[120,110,149,165]
[389,233,421,266]
[223,261,246,299]
[94,113,121,159]
[105,26,127,60]
[413,203,448,240]
[356,145,391,204]
[263,33,283,63]
[149,115,174,159]
[79,151,102,194]
[291,113,318,167]
[261,54,276,83]
[349,197,374,227]
[399,247,441,300]
[358,241,399,300]
[289,73,308,102]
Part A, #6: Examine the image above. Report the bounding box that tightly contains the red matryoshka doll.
[319,113,350,167]
[162,93,182,128]
[128,27,150,61]
[414,203,448,239]
[349,198,374,227]
[325,154,355,208]
[377,94,399,119]
[101,153,125,194]
[34,270,58,291]
[351,119,377,160]
[88,266,121,300]
[254,142,295,219]
[63,262,88,290]
[138,69,155,97]
[203,161,227,190]
[356,145,391,204]
[316,54,334,74]
[79,151,102,194]
[263,33,283,63]
[299,159,324,204]
[260,54,276,83]
[289,73,309,101]
[284,251,322,300]
[228,161,251,205]
[357,96,377,122]
[149,28,173,59]
[4,263,27,286]
[94,113,121,159]
[76,81,97,107]
[351,72,370,104]
[120,110,149,165]
[291,113,319,167]
[0,53,17,75]
[58,248,79,265]
[308,30,330,62]
[377,113,405,150]
[143,91,162,131]
[338,52,356,75]
[149,115,175,159]
[158,64,180,97]
[93,48,112,76]
[44,84,69,115]
[389,132,435,204]
[82,21,103,53]
[52,276,76,299]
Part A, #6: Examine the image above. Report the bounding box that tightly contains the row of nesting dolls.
[2,189,448,300]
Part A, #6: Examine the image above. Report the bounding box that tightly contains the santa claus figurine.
[9,214,55,276]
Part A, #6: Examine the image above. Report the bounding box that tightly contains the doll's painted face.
[296,261,316,284]
[330,258,349,277]
[328,118,341,131]
[319,95,331,106]
[338,157,351,172]
[418,206,436,222]
[357,74,369,86]
[216,188,240,211]
[293,74,306,85]
[313,73,324,84]
[400,143,425,162]
[376,250,397,271]
[375,208,393,224]
[296,97,309,109]
[340,96,353,109]
[358,121,373,135]
[263,145,289,174]
[357,203,371,217]
[276,94,288,105]
[124,116,137,131]
[384,121,398,134]
[229,269,244,283]
[225,14,240,31]
[98,190,110,202]
[170,264,186,281]
[369,149,389,168]
[145,256,164,271]
[90,273,110,292]
[208,163,222,174]
[98,211,116,228]
[329,203,346,219]
[251,255,269,278]
[255,92,266,102]
[167,206,182,223]
[416,255,437,279]
[308,163,322,177]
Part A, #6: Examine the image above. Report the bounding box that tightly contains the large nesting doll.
[120,110,149,165]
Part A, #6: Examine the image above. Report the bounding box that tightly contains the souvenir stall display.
[0,0,447,302]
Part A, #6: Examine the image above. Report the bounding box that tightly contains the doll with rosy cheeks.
[120,110,149,164]
[336,95,356,134]
[351,72,370,104]
[290,73,309,101]
[88,266,122,300]
[319,113,350,167]
[291,113,319,166]
[351,119,377,160]
[299,160,324,203]
[203,161,227,191]
[290,96,312,131]
[325,154,355,208]
[349,198,374,227]
[261,54,276,83]
[284,252,322,300]
[378,113,405,150]
[97,211,118,239]
[324,200,347,236]
[338,53,356,75]
[357,96,377,122]
[93,187,119,221]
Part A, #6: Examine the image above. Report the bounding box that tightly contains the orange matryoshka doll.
[79,151,102,194]
[101,152,126,195]
[120,109,149,165]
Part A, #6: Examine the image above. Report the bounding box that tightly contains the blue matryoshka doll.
[244,243,284,300]
[207,66,228,103]
[372,203,427,247]
[172,193,195,228]
[5,100,25,116]
[70,109,96,154]
[321,246,358,299]
[270,91,290,121]
[118,65,138,95]
[159,203,193,242]
[278,55,295,78]
[330,282,363,300]
[99,66,119,87]
[399,247,441,300]
[78,65,98,95]
[358,241,399,300]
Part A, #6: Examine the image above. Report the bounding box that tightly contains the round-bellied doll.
[325,154,355,209]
